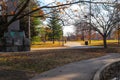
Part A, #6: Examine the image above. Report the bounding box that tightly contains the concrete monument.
[0,0,30,52]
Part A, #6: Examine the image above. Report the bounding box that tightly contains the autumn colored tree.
[19,0,40,39]
[0,0,43,38]
[75,20,91,41]
[0,0,81,38]
[0,0,120,48]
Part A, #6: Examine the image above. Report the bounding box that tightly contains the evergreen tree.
[48,10,62,44]
[20,0,42,41]
[20,17,41,40]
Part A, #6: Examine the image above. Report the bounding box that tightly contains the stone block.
[5,38,13,46]
[24,38,30,46]
[14,38,23,46]
[6,46,18,52]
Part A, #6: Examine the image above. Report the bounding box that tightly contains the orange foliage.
[56,2,61,5]
[39,9,44,16]
[60,11,64,14]
[11,11,15,15]
[13,1,17,7]
[32,7,39,10]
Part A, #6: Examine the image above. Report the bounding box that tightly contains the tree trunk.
[0,25,8,38]
[52,29,55,44]
[52,34,55,44]
[53,38,55,44]
[103,35,107,48]
[81,30,85,41]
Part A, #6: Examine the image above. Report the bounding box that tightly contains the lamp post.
[28,2,31,39]
[61,19,65,46]
[115,0,120,45]
[89,0,92,44]
[117,21,120,46]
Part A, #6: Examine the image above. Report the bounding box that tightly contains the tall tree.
[48,9,62,44]
[0,0,103,38]
[20,17,41,39]
[20,0,42,40]
[39,27,52,42]
[75,20,91,41]
[64,1,120,48]
[88,3,119,48]
[0,0,120,48]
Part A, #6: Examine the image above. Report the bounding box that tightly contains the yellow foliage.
[32,7,39,10]
[60,11,64,14]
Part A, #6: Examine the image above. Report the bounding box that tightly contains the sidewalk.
[30,53,120,80]
[64,42,103,49]
[31,42,103,51]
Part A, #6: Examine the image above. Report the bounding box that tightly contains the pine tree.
[48,10,62,44]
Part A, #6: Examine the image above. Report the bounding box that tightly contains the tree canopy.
[0,0,120,48]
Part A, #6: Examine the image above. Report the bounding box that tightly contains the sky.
[39,0,89,36]
[38,0,119,36]
[63,25,75,36]
[43,20,75,36]
[38,0,76,36]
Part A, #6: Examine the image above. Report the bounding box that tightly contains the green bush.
[32,36,41,42]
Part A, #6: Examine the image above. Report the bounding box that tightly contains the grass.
[31,41,64,48]
[0,48,120,80]
[89,40,119,47]
[31,40,119,48]
[77,40,119,47]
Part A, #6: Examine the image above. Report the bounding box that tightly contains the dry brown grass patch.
[0,48,120,80]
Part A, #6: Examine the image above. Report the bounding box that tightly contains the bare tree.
[0,0,120,48]
[62,0,120,48]
[74,20,91,41]
[0,0,86,37]
[0,0,95,28]
[88,2,120,48]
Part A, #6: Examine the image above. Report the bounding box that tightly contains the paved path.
[31,42,103,51]
[31,47,66,51]
[30,53,120,80]
[64,42,82,47]
[64,42,103,49]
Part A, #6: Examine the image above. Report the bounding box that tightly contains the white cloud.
[63,25,75,36]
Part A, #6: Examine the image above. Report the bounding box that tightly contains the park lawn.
[76,40,85,45]
[77,40,119,47]
[89,40,119,47]
[0,48,120,80]
[33,40,120,48]
[31,41,64,48]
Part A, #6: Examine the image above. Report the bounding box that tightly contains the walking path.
[31,42,103,51]
[30,53,120,80]
[64,42,103,49]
